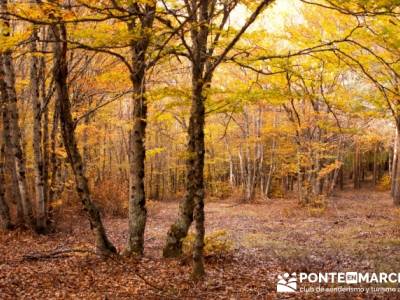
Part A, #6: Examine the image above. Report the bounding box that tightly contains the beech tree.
[51,22,116,254]
[0,0,34,228]
[161,0,275,278]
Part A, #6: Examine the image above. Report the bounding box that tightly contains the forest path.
[0,188,399,299]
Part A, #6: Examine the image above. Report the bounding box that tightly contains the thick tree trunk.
[191,83,206,279]
[125,80,148,256]
[51,24,116,254]
[124,4,155,256]
[30,29,47,233]
[0,52,34,227]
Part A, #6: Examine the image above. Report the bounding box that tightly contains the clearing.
[0,187,399,299]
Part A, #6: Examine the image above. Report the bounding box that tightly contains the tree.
[51,22,116,254]
[0,0,34,228]
[162,0,274,278]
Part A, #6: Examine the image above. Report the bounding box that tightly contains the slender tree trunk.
[30,29,47,233]
[392,126,399,196]
[51,24,116,254]
[265,110,277,198]
[48,99,60,221]
[393,122,400,205]
[373,143,378,186]
[353,142,361,189]
[40,52,50,212]
[0,101,12,230]
[297,149,303,203]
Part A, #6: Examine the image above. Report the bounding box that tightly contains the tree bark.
[124,3,155,256]
[30,29,47,233]
[373,142,378,186]
[353,142,361,189]
[0,52,34,227]
[392,126,399,196]
[0,88,12,230]
[51,24,116,254]
[393,122,400,205]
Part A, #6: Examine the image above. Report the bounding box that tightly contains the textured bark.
[51,24,116,254]
[162,0,270,279]
[39,46,50,216]
[0,78,12,230]
[191,82,206,279]
[0,52,34,227]
[189,0,209,279]
[163,189,195,257]
[162,0,210,258]
[124,3,155,257]
[30,29,47,233]
[163,1,269,268]
[125,79,148,256]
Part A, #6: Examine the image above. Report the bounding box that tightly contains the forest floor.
[1,186,400,299]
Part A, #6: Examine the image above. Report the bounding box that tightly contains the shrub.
[303,194,327,217]
[376,175,391,191]
[182,229,233,256]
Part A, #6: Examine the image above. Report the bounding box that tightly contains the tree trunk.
[125,77,148,256]
[373,143,378,186]
[353,142,361,189]
[0,110,12,230]
[163,1,209,264]
[124,4,155,256]
[39,51,50,213]
[392,126,399,196]
[0,52,33,227]
[30,29,47,233]
[191,82,206,280]
[48,99,60,222]
[51,24,116,254]
[393,122,400,205]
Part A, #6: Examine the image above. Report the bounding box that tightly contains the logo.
[277,272,297,292]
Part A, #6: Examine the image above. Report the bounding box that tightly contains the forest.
[1,0,400,298]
